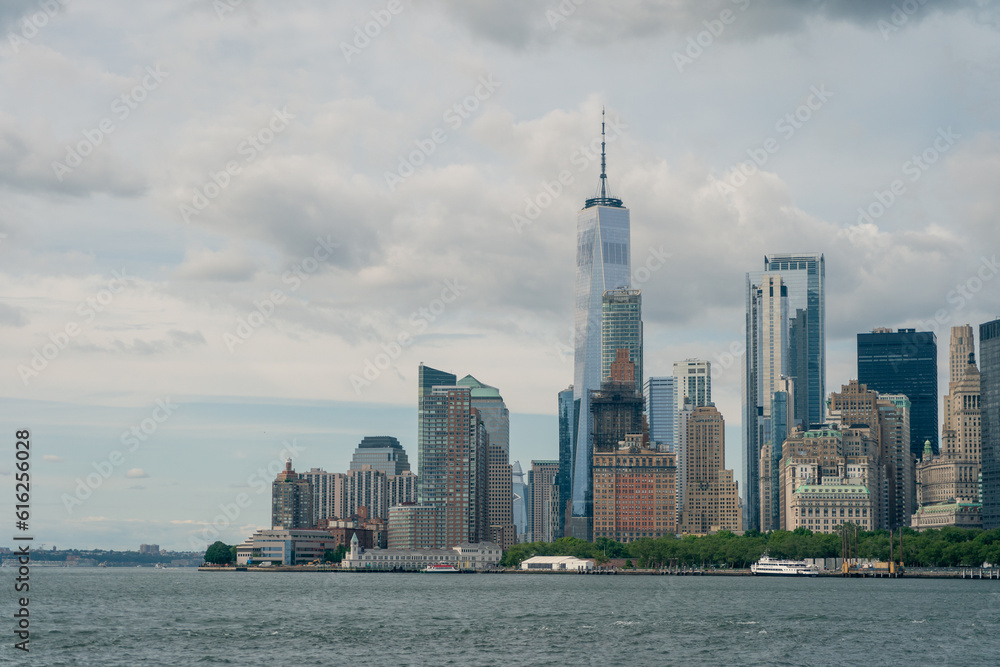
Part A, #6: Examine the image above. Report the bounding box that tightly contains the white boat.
[750,555,819,577]
[423,563,459,573]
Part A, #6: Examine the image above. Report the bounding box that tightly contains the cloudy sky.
[1,0,999,550]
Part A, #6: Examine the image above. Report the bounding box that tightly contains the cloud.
[0,302,27,327]
[42,454,63,462]
[125,468,149,478]
[174,246,259,282]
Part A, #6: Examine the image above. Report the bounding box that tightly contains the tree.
[324,544,348,563]
[204,541,234,565]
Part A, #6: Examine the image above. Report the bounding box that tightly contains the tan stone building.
[678,406,741,535]
[912,325,982,530]
[788,482,872,533]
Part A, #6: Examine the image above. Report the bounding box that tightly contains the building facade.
[272,459,313,529]
[345,465,387,520]
[555,385,574,540]
[570,122,632,541]
[857,327,938,456]
[983,319,1000,529]
[593,443,676,542]
[602,288,643,396]
[343,534,502,571]
[530,460,560,543]
[387,503,446,549]
[349,436,411,476]
[645,376,678,452]
[299,468,346,523]
[678,406,742,535]
[673,359,712,408]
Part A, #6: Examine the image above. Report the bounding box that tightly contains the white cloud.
[125,468,149,479]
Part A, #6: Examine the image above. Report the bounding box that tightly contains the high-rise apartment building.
[387,470,418,509]
[679,406,742,535]
[272,459,314,529]
[570,114,631,541]
[530,460,560,543]
[857,327,938,456]
[593,437,677,542]
[419,383,489,546]
[418,363,458,505]
[345,465,387,519]
[645,376,678,452]
[982,319,1000,529]
[349,436,410,476]
[299,468,346,523]
[387,504,446,550]
[673,359,712,408]
[602,288,643,396]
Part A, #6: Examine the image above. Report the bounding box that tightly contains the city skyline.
[3,2,1000,550]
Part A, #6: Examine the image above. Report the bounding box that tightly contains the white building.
[520,555,594,571]
[342,534,502,572]
[236,529,343,566]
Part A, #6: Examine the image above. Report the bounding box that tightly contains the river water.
[6,568,1000,665]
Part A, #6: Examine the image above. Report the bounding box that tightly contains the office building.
[511,461,528,539]
[570,114,632,541]
[530,460,559,543]
[602,288,643,396]
[271,459,313,530]
[675,399,695,519]
[349,436,410,476]
[417,363,458,504]
[678,405,742,535]
[645,376,678,452]
[555,385,574,539]
[981,319,1000,529]
[673,359,711,408]
[593,436,677,542]
[857,327,938,456]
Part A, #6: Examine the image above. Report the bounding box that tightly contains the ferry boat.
[423,564,459,573]
[750,555,819,577]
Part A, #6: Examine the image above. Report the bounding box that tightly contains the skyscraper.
[272,459,313,529]
[349,436,410,476]
[299,468,346,523]
[556,385,574,540]
[570,112,631,539]
[530,460,559,542]
[673,359,712,408]
[419,384,489,546]
[645,376,678,452]
[417,363,457,505]
[857,327,938,456]
[511,461,528,538]
[679,406,741,535]
[602,288,643,396]
[980,318,1000,529]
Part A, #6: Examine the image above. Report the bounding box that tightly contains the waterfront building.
[271,459,313,530]
[857,327,938,456]
[570,114,632,542]
[788,483,872,533]
[387,503,446,549]
[913,326,984,529]
[300,468,346,523]
[673,359,712,408]
[349,436,411,476]
[602,288,643,396]
[593,437,676,542]
[388,470,418,509]
[236,528,347,566]
[419,383,489,546]
[520,555,594,571]
[530,460,560,543]
[645,376,678,452]
[343,534,502,571]
[678,405,741,535]
[983,318,1000,529]
[744,253,826,531]
[459,374,516,550]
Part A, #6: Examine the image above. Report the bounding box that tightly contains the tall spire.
[584,106,624,209]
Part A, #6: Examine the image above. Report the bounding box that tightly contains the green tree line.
[500,527,1000,569]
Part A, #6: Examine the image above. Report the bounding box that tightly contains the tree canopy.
[204,541,235,565]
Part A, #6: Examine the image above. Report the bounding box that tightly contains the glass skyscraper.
[569,116,631,539]
[645,377,678,452]
[556,385,574,540]
[979,319,1000,529]
[857,327,938,457]
[417,363,456,505]
[602,288,642,397]
[743,252,825,531]
[349,436,410,476]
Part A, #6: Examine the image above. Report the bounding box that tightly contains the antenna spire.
[600,106,607,199]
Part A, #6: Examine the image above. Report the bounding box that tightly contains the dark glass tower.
[417,363,457,504]
[981,319,1000,529]
[556,386,574,540]
[857,328,938,456]
[350,436,410,476]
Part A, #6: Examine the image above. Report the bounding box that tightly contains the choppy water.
[5,568,1000,665]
